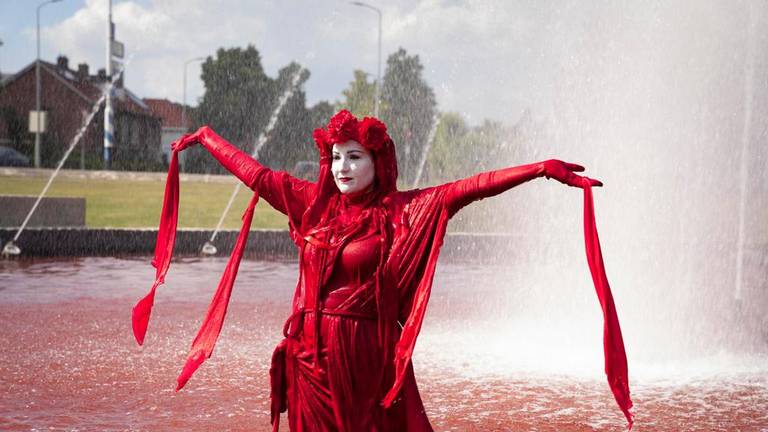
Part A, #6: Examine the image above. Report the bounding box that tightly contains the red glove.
[542,159,603,188]
[170,127,206,152]
[171,126,263,189]
[442,160,602,216]
[172,125,316,220]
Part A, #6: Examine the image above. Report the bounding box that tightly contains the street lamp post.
[182,57,204,132]
[0,39,5,76]
[351,1,382,117]
[35,0,63,168]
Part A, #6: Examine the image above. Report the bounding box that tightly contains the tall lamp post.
[0,39,5,76]
[350,1,382,117]
[35,0,63,168]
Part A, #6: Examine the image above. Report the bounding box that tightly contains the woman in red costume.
[133,110,633,431]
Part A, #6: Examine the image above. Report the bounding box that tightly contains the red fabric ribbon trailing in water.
[132,151,180,346]
[582,178,633,429]
[131,149,261,391]
[176,191,259,390]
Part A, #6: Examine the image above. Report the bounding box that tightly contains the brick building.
[0,55,163,170]
[143,98,191,167]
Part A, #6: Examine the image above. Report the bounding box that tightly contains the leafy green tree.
[426,112,470,182]
[259,62,310,170]
[464,119,506,172]
[187,46,334,174]
[308,101,335,130]
[262,62,335,172]
[380,48,437,184]
[336,70,377,118]
[426,113,510,183]
[188,45,276,173]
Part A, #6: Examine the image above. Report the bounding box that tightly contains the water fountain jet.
[200,66,304,255]
[3,63,128,256]
[412,113,439,188]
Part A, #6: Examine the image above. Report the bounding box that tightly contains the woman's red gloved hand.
[171,126,210,152]
[542,159,603,188]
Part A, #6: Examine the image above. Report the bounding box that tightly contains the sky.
[0,0,563,125]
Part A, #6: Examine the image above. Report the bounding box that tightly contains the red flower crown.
[313,110,391,153]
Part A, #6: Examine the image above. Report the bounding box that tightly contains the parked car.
[0,146,30,167]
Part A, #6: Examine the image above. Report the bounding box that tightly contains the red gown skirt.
[279,294,433,431]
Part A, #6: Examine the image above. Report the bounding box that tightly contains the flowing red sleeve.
[382,188,450,408]
[196,126,316,218]
[385,169,633,430]
[132,147,263,390]
[441,162,544,216]
[132,128,326,391]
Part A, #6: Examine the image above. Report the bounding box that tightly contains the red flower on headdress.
[312,127,329,151]
[358,117,388,151]
[314,110,392,156]
[312,110,398,193]
[326,109,359,144]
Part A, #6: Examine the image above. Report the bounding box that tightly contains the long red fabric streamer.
[132,151,180,346]
[176,192,259,390]
[582,179,633,429]
[131,148,261,391]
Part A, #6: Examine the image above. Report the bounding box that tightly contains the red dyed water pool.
[1,257,766,431]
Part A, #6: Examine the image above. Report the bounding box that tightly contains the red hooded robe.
[133,111,632,431]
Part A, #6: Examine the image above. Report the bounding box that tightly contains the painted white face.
[331,140,375,195]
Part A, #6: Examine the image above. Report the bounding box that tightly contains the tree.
[188,45,277,173]
[426,113,511,183]
[309,101,335,131]
[380,48,437,185]
[258,62,308,169]
[463,119,506,172]
[261,62,327,171]
[336,70,377,118]
[426,112,470,182]
[188,47,337,174]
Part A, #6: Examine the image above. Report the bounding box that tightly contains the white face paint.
[331,140,375,195]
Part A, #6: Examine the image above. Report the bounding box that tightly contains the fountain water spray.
[2,63,128,258]
[412,113,440,188]
[201,67,304,255]
[734,4,757,301]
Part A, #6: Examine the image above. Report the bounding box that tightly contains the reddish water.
[1,257,766,431]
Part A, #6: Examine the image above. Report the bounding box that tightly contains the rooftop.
[143,98,190,129]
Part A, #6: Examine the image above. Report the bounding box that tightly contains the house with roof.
[143,98,192,167]
[0,55,162,170]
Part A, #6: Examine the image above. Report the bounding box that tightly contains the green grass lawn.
[0,176,288,229]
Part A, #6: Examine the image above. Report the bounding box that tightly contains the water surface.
[1,257,766,431]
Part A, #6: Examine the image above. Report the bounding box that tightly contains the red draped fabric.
[133,126,632,431]
[582,179,633,428]
[131,151,179,346]
[176,192,260,391]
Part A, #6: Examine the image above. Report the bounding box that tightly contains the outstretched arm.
[441,159,602,216]
[172,126,316,216]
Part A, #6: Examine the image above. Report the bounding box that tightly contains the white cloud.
[38,0,560,123]
[35,0,767,128]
